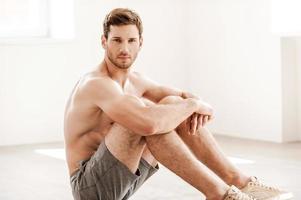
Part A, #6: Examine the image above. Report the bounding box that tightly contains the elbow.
[140,120,158,136]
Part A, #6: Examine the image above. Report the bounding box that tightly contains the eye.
[113,38,121,43]
[129,39,136,43]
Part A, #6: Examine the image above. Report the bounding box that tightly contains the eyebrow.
[111,37,138,40]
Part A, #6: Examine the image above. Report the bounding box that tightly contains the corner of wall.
[281,37,299,142]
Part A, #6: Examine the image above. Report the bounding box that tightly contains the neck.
[101,58,131,88]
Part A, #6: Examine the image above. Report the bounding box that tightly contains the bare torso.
[64,67,146,176]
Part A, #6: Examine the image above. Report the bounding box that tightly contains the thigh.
[91,123,146,199]
[141,144,158,168]
[105,122,146,173]
[91,141,143,200]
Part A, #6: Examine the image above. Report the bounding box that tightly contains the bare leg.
[177,126,250,188]
[161,96,250,188]
[141,145,158,167]
[106,97,229,200]
[105,123,146,173]
[143,96,229,200]
[106,122,229,200]
[145,130,229,200]
[104,97,160,173]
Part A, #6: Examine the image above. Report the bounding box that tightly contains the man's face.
[102,25,142,69]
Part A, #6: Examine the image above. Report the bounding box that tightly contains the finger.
[206,114,211,121]
[188,115,194,134]
[186,116,192,134]
[199,114,203,127]
[203,115,208,126]
[196,114,201,130]
[209,110,214,121]
[190,114,197,134]
[194,114,198,134]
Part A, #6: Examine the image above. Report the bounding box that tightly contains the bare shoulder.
[131,71,158,85]
[82,72,113,87]
[131,71,159,90]
[131,71,147,81]
[82,74,121,95]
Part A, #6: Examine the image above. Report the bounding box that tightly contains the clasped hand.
[181,92,214,135]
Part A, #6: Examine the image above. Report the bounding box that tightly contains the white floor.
[0,135,300,200]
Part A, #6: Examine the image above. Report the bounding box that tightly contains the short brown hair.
[103,8,143,39]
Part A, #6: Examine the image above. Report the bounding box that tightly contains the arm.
[87,78,199,136]
[138,72,200,102]
[137,73,211,133]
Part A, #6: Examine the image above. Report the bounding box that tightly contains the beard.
[107,50,137,69]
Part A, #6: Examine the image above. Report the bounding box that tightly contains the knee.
[145,130,177,144]
[158,95,183,104]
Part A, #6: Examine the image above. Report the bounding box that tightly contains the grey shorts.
[70,141,159,200]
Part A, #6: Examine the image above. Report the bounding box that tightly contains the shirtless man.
[64,8,293,200]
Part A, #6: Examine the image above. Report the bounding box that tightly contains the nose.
[119,42,129,54]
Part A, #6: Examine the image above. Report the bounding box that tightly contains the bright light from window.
[34,148,255,165]
[0,0,48,38]
[35,148,66,160]
[228,156,255,165]
[270,0,301,36]
[0,0,75,42]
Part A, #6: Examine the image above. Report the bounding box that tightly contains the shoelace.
[235,191,257,200]
[228,187,257,200]
[249,180,280,192]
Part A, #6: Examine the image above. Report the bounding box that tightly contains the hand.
[197,114,210,128]
[177,112,212,135]
[190,113,198,134]
[176,113,195,135]
[189,99,213,135]
[188,113,211,135]
[181,92,214,134]
[182,92,213,117]
[195,100,214,118]
[181,92,200,100]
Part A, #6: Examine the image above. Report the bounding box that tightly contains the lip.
[117,56,130,59]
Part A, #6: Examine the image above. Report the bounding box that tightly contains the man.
[64,8,293,200]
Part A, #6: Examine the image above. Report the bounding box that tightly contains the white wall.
[186,0,284,142]
[281,38,299,142]
[297,38,301,140]
[0,1,99,145]
[0,0,300,145]
[0,0,189,146]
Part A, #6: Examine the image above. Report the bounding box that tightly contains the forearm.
[157,86,200,98]
[154,88,200,102]
[143,86,183,102]
[145,98,198,134]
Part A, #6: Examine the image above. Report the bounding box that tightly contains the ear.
[139,36,143,49]
[101,35,107,49]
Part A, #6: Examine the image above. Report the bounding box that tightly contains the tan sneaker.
[241,177,294,200]
[224,185,257,200]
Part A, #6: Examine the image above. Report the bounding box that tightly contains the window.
[270,0,301,36]
[0,0,75,42]
[0,0,48,38]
